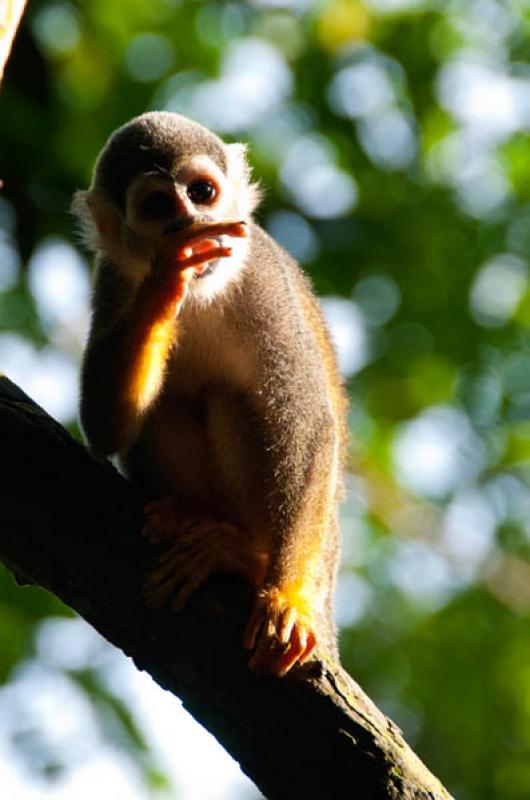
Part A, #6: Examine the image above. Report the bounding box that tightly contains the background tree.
[1,1,530,798]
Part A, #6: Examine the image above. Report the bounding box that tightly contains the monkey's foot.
[142,496,191,546]
[143,502,265,612]
[243,587,318,677]
[143,521,219,611]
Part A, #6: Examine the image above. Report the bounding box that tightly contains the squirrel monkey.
[74,112,347,676]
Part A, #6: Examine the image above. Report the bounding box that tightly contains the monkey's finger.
[143,576,175,609]
[229,221,247,237]
[147,543,199,582]
[176,237,217,260]
[143,567,174,599]
[144,497,174,512]
[201,220,246,238]
[140,522,167,546]
[274,646,302,676]
[299,630,317,665]
[175,246,232,270]
[242,606,265,650]
[278,607,296,645]
[155,541,208,576]
[248,630,282,673]
[153,528,201,559]
[178,221,247,248]
[143,503,196,540]
[142,512,180,540]
[155,523,221,561]
[141,523,175,545]
[170,566,211,612]
[273,625,307,676]
[154,539,196,564]
[144,496,178,515]
[266,615,277,640]
[170,585,193,612]
[294,623,307,656]
[144,541,184,579]
[144,549,203,607]
[140,517,181,545]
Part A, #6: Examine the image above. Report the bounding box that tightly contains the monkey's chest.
[165,313,258,397]
[137,316,260,513]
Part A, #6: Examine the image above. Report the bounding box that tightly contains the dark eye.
[187,179,216,205]
[140,191,175,219]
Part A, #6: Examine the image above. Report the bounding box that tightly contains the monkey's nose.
[164,217,195,236]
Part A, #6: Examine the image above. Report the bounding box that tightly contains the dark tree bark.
[0,375,453,800]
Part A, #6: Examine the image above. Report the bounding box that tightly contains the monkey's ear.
[226,143,262,216]
[71,189,122,252]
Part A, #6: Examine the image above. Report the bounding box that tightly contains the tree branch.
[0,375,453,800]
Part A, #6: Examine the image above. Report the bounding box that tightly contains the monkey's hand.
[153,220,247,313]
[142,495,266,612]
[175,220,247,259]
[242,587,317,677]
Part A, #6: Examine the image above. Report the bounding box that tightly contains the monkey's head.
[73,111,261,300]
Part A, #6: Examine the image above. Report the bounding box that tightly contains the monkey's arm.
[81,262,181,456]
[81,235,235,456]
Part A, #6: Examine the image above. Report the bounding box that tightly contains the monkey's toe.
[244,587,318,676]
[143,537,214,610]
[249,622,317,677]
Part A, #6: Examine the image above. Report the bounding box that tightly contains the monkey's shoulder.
[241,223,338,365]
[245,222,347,423]
[236,223,318,323]
[246,222,314,291]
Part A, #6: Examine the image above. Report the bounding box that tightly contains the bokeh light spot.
[393,406,485,499]
[125,33,175,83]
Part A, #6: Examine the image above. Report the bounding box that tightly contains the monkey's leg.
[244,524,340,675]
[202,389,321,675]
[142,497,267,612]
[145,509,316,676]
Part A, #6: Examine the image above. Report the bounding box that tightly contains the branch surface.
[0,376,454,800]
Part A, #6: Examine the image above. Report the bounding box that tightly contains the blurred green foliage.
[2,1,530,798]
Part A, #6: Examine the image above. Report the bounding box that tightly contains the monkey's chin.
[193,235,225,280]
[193,259,221,280]
[186,234,248,304]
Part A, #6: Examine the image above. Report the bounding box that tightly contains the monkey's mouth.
[195,263,217,279]
[193,237,225,280]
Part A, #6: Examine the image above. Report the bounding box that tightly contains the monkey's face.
[125,154,237,243]
[124,154,251,300]
[74,112,260,302]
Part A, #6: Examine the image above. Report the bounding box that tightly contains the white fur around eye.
[175,155,233,217]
